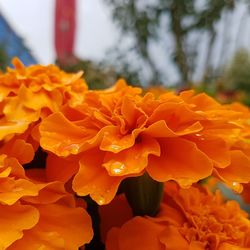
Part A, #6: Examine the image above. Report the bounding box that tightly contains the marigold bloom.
[39,81,250,204]
[106,182,250,250]
[0,58,87,140]
[0,154,93,249]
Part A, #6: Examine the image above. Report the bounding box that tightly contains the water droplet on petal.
[195,133,205,140]
[110,161,126,175]
[178,179,193,189]
[13,187,24,192]
[109,144,121,152]
[69,144,80,154]
[96,195,105,205]
[231,181,243,193]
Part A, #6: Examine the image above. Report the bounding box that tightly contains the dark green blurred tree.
[225,48,250,91]
[202,48,250,106]
[57,59,117,89]
[57,58,142,89]
[105,0,235,87]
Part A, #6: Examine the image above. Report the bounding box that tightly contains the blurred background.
[0,0,250,103]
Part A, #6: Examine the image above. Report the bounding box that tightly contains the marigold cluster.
[0,58,87,141]
[1,59,250,249]
[0,153,92,249]
[38,79,250,204]
[0,59,92,249]
[105,182,250,250]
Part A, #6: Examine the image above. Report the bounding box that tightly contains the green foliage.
[225,48,250,91]
[56,59,117,89]
[57,58,142,89]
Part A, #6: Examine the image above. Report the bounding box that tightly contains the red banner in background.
[55,0,76,64]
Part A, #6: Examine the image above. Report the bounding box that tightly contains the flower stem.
[123,172,164,217]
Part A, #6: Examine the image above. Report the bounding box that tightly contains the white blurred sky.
[0,0,118,64]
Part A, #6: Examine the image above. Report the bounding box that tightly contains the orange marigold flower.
[39,81,250,204]
[106,182,250,250]
[0,154,93,249]
[0,58,87,140]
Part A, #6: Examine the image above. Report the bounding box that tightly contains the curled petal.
[23,180,72,205]
[218,243,250,250]
[148,102,203,130]
[186,135,231,168]
[3,96,40,122]
[40,112,90,156]
[0,178,39,205]
[107,217,165,250]
[147,138,213,187]
[0,139,34,164]
[121,96,147,128]
[159,226,190,250]
[8,230,65,250]
[100,127,142,153]
[73,149,123,205]
[103,136,160,176]
[18,84,62,112]
[215,150,250,192]
[0,119,29,141]
[9,203,93,250]
[0,203,39,249]
[143,120,203,138]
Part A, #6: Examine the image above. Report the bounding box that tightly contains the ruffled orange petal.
[0,85,12,101]
[8,203,93,250]
[3,96,40,122]
[39,112,90,156]
[148,102,203,131]
[0,156,40,205]
[3,156,26,178]
[100,127,142,153]
[143,120,203,138]
[108,217,165,250]
[0,118,29,141]
[188,241,207,250]
[0,178,39,205]
[7,230,65,250]
[218,243,250,250]
[147,138,213,187]
[18,84,62,112]
[0,139,34,164]
[0,203,39,249]
[36,203,93,250]
[23,180,71,205]
[186,135,231,168]
[180,91,220,110]
[73,149,123,204]
[103,135,160,176]
[159,225,190,250]
[215,150,250,192]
